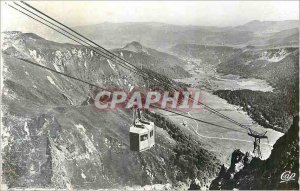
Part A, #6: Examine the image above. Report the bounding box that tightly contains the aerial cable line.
[15,1,180,96]
[15,1,172,88]
[8,2,254,132]
[15,57,112,92]
[19,1,165,80]
[9,2,193,104]
[10,1,248,130]
[150,105,246,133]
[12,1,245,128]
[9,3,177,108]
[6,54,245,133]
[7,2,176,110]
[9,2,148,79]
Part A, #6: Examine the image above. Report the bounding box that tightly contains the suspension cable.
[6,54,246,133]
[7,1,252,132]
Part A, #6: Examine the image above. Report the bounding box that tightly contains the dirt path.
[156,90,283,165]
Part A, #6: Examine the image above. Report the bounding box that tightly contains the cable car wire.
[6,54,245,133]
[11,1,247,129]
[11,1,245,128]
[7,1,256,133]
[7,2,148,79]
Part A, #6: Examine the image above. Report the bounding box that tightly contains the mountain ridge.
[68,20,299,49]
[74,20,299,29]
[1,31,219,189]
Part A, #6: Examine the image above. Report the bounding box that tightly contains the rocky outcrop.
[1,32,218,189]
[214,89,294,132]
[123,41,148,53]
[118,41,192,79]
[210,116,299,190]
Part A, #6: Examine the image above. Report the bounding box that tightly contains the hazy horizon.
[1,1,299,46]
[2,1,299,29]
[73,19,299,28]
[2,19,300,31]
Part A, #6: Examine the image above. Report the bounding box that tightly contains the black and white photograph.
[0,1,299,190]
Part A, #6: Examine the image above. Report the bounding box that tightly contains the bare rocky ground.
[1,28,297,190]
[210,116,299,190]
[1,32,219,189]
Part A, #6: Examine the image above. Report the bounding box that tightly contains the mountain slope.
[210,116,299,190]
[212,47,299,132]
[69,21,299,49]
[249,28,299,48]
[114,41,191,79]
[214,90,292,132]
[217,47,299,108]
[72,22,253,49]
[1,31,220,189]
[170,44,237,66]
[235,20,299,34]
[170,42,299,133]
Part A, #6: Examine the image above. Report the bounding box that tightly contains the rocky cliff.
[210,116,299,190]
[1,31,219,189]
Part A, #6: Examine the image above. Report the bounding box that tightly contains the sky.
[1,1,299,40]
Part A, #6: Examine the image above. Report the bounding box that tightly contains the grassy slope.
[2,32,219,189]
[215,48,299,132]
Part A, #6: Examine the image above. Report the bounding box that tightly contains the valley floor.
[171,59,282,165]
[156,90,283,165]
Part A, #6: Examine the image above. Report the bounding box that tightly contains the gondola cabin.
[130,120,155,152]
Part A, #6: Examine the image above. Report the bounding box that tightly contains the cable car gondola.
[129,108,155,152]
[7,1,270,157]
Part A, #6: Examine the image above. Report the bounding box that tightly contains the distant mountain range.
[2,31,219,189]
[234,20,299,34]
[66,20,299,50]
[1,19,299,190]
[115,41,191,78]
[170,42,299,132]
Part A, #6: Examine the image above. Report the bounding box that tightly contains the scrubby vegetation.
[2,146,22,188]
[145,111,220,185]
[214,90,295,132]
[210,116,299,190]
[171,44,237,66]
[215,48,299,132]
